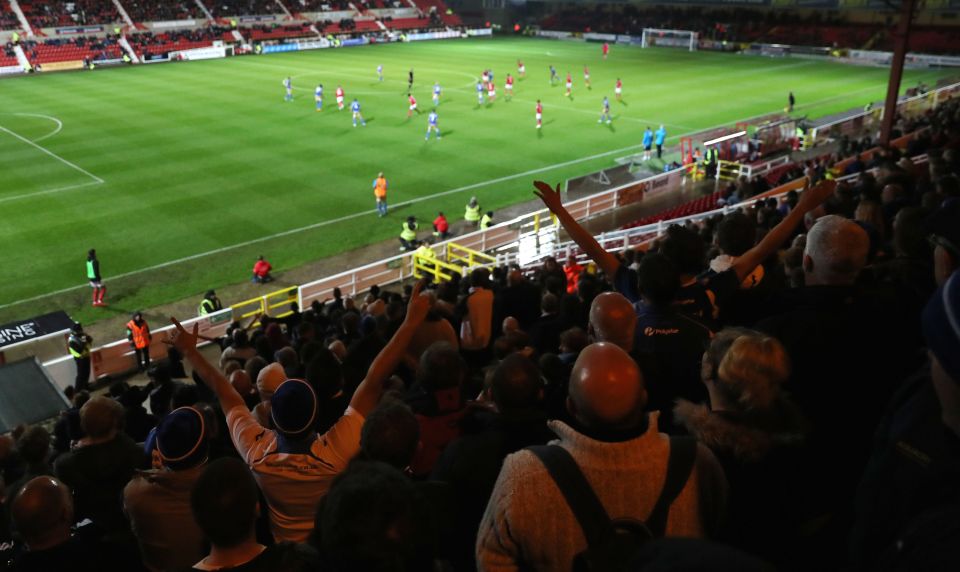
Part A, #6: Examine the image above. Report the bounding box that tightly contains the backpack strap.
[645,436,698,537]
[528,445,615,549]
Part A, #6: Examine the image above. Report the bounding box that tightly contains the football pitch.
[0,36,951,324]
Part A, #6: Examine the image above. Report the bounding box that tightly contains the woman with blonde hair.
[674,328,809,566]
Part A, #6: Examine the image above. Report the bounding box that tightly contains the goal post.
[641,28,699,52]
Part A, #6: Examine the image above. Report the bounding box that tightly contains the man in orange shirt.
[126,311,152,371]
[373,172,388,217]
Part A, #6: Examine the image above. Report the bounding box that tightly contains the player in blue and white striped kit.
[432,82,441,106]
[425,110,440,140]
[476,80,485,105]
[377,64,383,82]
[315,84,323,111]
[350,98,366,127]
[283,77,293,101]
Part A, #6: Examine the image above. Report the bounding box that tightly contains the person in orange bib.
[126,311,152,372]
[373,172,388,217]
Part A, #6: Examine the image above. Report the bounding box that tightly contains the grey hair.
[804,214,869,285]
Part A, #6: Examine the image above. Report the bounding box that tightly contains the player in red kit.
[487,80,496,102]
[536,99,543,129]
[517,59,525,77]
[407,93,420,117]
[602,42,609,59]
[584,65,591,89]
[505,73,514,99]
[565,72,572,97]
[615,78,623,101]
[336,85,345,110]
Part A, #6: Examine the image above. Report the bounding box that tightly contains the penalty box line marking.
[0,96,825,310]
[1,131,689,311]
[0,124,105,204]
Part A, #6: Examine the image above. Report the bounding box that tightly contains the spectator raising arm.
[350,280,433,416]
[166,318,246,414]
[534,180,621,278]
[532,178,837,286]
[728,178,836,284]
[164,280,433,419]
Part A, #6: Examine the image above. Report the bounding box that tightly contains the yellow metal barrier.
[446,241,496,268]
[413,254,462,283]
[231,295,265,322]
[265,286,298,317]
[231,285,298,324]
[716,160,741,183]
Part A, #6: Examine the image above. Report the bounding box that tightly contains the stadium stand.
[126,29,223,56]
[0,3,20,30]
[19,36,123,65]
[246,23,316,41]
[0,44,19,66]
[202,0,285,17]
[288,0,352,12]
[123,0,206,23]
[2,92,957,571]
[539,4,960,53]
[4,2,960,569]
[411,0,463,26]
[19,0,121,28]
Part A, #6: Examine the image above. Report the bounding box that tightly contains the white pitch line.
[0,67,898,310]
[0,179,102,205]
[0,125,104,184]
[0,113,65,142]
[0,130,687,310]
[17,113,63,142]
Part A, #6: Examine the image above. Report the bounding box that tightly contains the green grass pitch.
[0,36,951,324]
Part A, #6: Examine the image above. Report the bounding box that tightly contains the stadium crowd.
[123,1,204,23]
[0,98,958,572]
[535,4,960,54]
[18,0,121,28]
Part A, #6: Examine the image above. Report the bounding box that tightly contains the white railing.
[809,80,960,145]
[29,84,958,387]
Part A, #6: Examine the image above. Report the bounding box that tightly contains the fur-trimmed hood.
[673,399,807,462]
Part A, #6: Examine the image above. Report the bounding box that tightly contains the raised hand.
[533,180,564,214]
[404,280,433,325]
[164,317,199,353]
[797,178,837,212]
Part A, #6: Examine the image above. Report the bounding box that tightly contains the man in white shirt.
[166,281,434,542]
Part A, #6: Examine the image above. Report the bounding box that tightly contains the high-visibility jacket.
[68,334,91,359]
[199,297,221,315]
[401,222,418,241]
[127,319,151,349]
[704,148,719,165]
[480,214,493,229]
[373,176,387,199]
[86,258,100,280]
[465,203,481,222]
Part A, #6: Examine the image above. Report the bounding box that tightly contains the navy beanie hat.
[156,407,208,470]
[923,271,960,383]
[271,379,318,436]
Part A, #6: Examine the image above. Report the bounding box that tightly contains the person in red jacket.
[126,311,152,371]
[433,211,449,240]
[563,254,584,294]
[252,256,273,284]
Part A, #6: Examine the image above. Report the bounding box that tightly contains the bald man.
[588,291,637,351]
[477,343,727,572]
[758,213,922,523]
